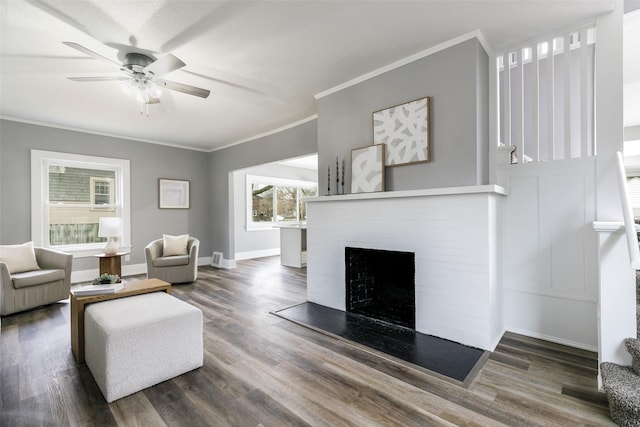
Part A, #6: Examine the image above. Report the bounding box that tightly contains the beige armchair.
[145,237,199,284]
[1,247,73,316]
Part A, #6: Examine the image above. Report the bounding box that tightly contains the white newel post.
[593,221,637,387]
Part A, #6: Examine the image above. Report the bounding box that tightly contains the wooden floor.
[1,257,614,426]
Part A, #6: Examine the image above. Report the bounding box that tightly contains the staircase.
[601,339,640,426]
[600,272,640,426]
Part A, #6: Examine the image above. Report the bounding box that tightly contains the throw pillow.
[0,241,41,274]
[163,234,189,256]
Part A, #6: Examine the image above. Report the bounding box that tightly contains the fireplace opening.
[345,247,415,329]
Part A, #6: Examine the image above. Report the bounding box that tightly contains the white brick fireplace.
[305,185,508,351]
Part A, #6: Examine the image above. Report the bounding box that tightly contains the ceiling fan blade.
[63,42,121,68]
[144,54,185,76]
[68,76,129,82]
[159,79,210,98]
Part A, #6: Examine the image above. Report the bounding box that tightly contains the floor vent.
[211,252,223,268]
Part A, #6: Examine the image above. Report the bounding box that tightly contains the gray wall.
[1,37,486,265]
[208,119,317,259]
[317,38,489,195]
[476,42,490,185]
[0,119,211,271]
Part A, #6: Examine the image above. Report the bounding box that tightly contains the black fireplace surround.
[345,247,415,329]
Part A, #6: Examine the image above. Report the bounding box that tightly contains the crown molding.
[210,114,318,152]
[0,115,210,152]
[315,30,491,100]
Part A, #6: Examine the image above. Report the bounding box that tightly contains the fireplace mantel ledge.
[304,184,508,203]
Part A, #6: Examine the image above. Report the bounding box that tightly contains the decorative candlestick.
[341,159,345,194]
[336,157,340,195]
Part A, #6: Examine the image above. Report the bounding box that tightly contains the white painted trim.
[210,115,318,152]
[2,116,209,152]
[235,248,280,261]
[503,286,598,304]
[305,184,508,203]
[31,150,131,255]
[66,245,134,259]
[220,258,237,269]
[489,48,501,182]
[198,256,212,267]
[615,151,640,269]
[496,19,597,56]
[315,30,488,99]
[592,220,640,232]
[475,30,493,56]
[506,327,598,352]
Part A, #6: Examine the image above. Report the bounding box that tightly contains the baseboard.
[219,258,236,269]
[505,327,598,353]
[71,257,213,284]
[235,248,280,261]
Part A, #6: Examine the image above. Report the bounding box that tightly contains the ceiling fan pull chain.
[139,100,149,117]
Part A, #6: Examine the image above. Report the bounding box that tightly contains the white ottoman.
[85,292,203,402]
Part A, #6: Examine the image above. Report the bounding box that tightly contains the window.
[31,150,130,256]
[247,175,317,230]
[252,183,275,223]
[90,177,115,207]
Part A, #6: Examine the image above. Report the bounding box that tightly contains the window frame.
[245,174,316,231]
[31,150,131,257]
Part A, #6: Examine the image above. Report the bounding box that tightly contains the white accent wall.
[498,157,598,350]
[306,185,507,351]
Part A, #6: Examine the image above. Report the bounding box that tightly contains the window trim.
[245,174,317,231]
[31,150,131,257]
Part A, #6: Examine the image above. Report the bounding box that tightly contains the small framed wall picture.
[351,144,385,194]
[158,179,190,209]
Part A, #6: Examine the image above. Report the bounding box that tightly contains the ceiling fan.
[63,41,210,112]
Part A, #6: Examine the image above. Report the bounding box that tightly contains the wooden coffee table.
[70,278,172,363]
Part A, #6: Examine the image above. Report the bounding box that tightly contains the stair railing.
[615,151,640,269]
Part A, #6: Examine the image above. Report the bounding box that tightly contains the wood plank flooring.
[1,256,614,426]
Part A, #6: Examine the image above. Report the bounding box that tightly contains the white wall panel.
[498,157,597,350]
[504,289,597,349]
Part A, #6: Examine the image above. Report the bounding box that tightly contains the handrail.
[615,151,640,269]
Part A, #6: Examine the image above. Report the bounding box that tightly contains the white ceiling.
[0,0,617,152]
[278,154,318,171]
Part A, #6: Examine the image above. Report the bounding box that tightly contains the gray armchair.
[145,237,199,284]
[1,247,73,316]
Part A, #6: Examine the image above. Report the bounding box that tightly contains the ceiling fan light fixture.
[149,81,162,98]
[120,80,133,95]
[120,76,160,108]
[63,41,210,116]
[135,89,149,103]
